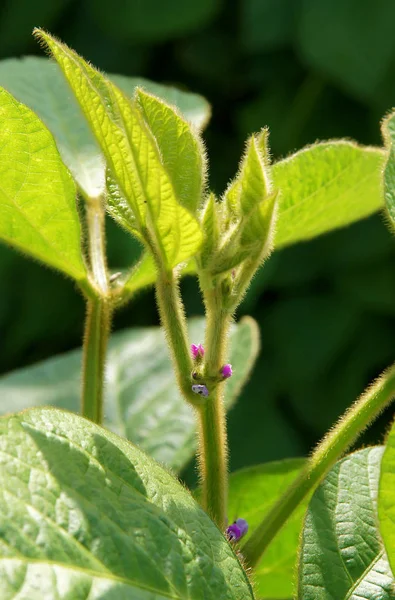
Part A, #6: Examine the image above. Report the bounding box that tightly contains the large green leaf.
[37,31,203,269]
[0,87,87,282]
[381,109,395,229]
[299,447,394,600]
[379,415,395,576]
[0,56,210,198]
[0,407,254,599]
[0,317,259,472]
[273,141,385,249]
[228,459,306,599]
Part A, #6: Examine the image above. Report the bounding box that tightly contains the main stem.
[198,286,230,529]
[155,269,196,404]
[242,363,395,568]
[81,196,111,425]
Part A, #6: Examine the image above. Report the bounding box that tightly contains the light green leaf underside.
[37,31,202,269]
[0,87,86,281]
[228,459,306,599]
[0,408,254,599]
[0,317,259,473]
[381,110,395,228]
[273,141,385,249]
[0,56,210,198]
[136,89,206,214]
[299,447,394,600]
[378,414,395,576]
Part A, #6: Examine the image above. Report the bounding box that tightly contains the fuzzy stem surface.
[155,269,197,404]
[242,364,395,568]
[198,285,230,529]
[81,196,111,424]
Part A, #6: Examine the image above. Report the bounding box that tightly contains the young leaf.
[36,30,202,269]
[273,141,385,249]
[136,88,206,214]
[0,56,210,197]
[299,447,394,600]
[0,407,254,599]
[199,192,221,268]
[0,87,87,282]
[381,109,395,229]
[0,317,259,472]
[228,459,306,599]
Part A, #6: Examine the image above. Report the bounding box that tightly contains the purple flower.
[226,518,249,542]
[221,364,233,379]
[192,384,209,397]
[191,343,205,359]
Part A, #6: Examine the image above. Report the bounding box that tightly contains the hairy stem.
[242,364,395,568]
[81,196,111,424]
[155,269,196,404]
[82,298,111,423]
[198,286,230,529]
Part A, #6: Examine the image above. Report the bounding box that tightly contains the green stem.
[198,286,230,529]
[82,297,111,423]
[242,364,395,568]
[155,269,196,404]
[81,196,111,424]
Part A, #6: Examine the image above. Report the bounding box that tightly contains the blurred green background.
[0,0,395,472]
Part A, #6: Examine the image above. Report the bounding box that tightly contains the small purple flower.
[221,364,233,379]
[192,384,209,397]
[191,343,205,359]
[226,518,249,542]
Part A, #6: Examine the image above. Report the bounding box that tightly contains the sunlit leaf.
[273,141,385,248]
[36,31,203,269]
[0,87,87,281]
[0,56,210,198]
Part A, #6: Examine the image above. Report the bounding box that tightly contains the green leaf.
[381,110,395,229]
[379,415,395,576]
[136,88,207,214]
[228,459,306,599]
[299,447,394,600]
[36,31,203,269]
[0,56,210,198]
[273,141,385,249]
[0,407,254,599]
[0,87,87,282]
[0,317,259,473]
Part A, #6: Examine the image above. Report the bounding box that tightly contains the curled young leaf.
[35,30,203,270]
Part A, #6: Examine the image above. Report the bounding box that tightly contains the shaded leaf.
[297,0,395,102]
[0,317,259,473]
[89,0,222,43]
[228,459,306,599]
[299,447,394,599]
[0,407,254,599]
[273,141,385,248]
[0,87,87,282]
[0,56,210,198]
